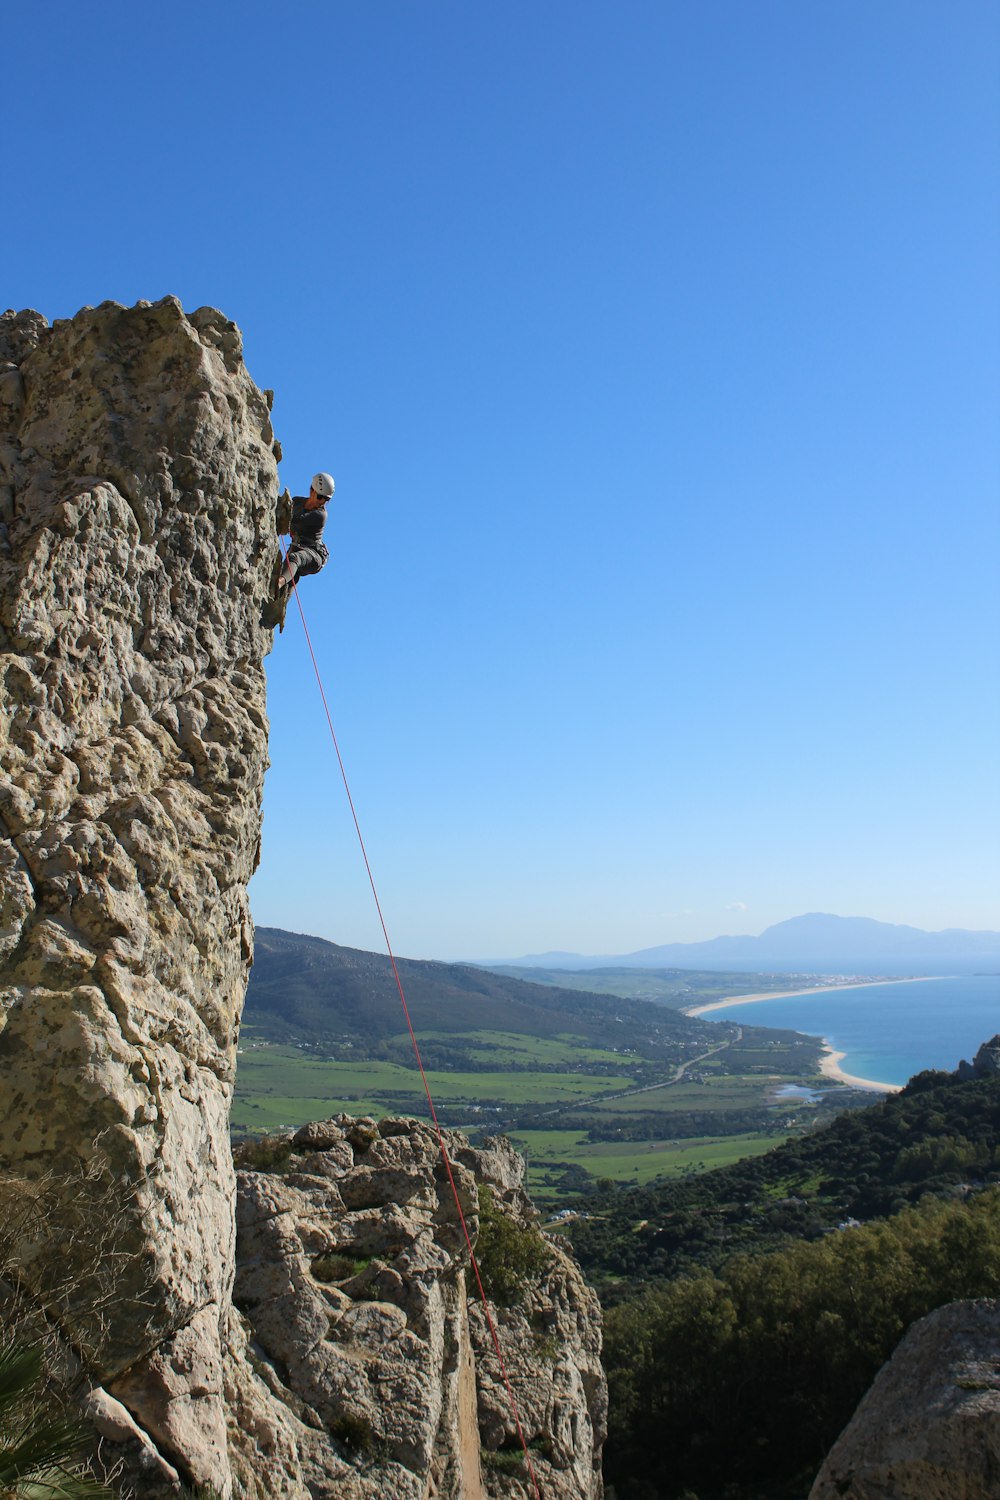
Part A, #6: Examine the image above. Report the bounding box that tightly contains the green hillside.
[245,927,715,1056]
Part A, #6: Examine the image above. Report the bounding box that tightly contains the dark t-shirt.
[290,495,328,552]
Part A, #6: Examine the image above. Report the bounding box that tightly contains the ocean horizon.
[704,974,1000,1087]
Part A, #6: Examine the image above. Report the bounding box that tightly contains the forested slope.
[570,1067,1000,1283]
[602,1190,1000,1500]
[590,1053,1000,1499]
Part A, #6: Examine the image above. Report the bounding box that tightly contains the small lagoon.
[706,975,1000,1087]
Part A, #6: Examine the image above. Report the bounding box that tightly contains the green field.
[233,1023,834,1201]
[510,1127,780,1202]
[589,1075,799,1114]
[392,1029,629,1068]
[231,1042,632,1134]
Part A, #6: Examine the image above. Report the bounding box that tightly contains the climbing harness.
[277,542,544,1500]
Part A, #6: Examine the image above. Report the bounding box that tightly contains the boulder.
[810,1298,1000,1500]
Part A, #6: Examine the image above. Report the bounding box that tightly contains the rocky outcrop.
[810,1299,1000,1500]
[232,1117,606,1500]
[957,1035,1000,1081]
[0,300,605,1498]
[0,298,278,1493]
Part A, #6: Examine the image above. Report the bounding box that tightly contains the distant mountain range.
[487,913,1000,976]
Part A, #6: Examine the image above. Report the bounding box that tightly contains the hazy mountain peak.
[495,913,1000,975]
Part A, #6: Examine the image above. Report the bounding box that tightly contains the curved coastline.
[818,1044,899,1093]
[683,977,939,1093]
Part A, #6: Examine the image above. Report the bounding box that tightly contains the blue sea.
[705,975,1000,1087]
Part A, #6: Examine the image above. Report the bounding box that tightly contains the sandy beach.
[818,1045,900,1092]
[683,975,937,1018]
[683,976,940,1092]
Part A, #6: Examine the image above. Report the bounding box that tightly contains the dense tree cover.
[602,1189,1000,1500]
[571,1105,811,1142]
[569,1073,1000,1285]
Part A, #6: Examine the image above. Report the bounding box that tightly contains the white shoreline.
[818,1045,899,1093]
[683,974,938,1018]
[683,975,941,1093]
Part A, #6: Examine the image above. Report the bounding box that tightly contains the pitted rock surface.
[0,299,279,1494]
[810,1298,1000,1500]
[235,1117,606,1499]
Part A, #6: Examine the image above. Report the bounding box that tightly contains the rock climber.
[276,471,335,593]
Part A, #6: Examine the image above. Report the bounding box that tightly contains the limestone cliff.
[810,1299,1000,1500]
[0,299,605,1498]
[0,297,278,1492]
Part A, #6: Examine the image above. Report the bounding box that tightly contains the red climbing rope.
[278,548,544,1500]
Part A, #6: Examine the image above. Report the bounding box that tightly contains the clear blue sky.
[7,1,999,960]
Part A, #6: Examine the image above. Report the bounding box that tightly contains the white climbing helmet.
[311,471,335,499]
